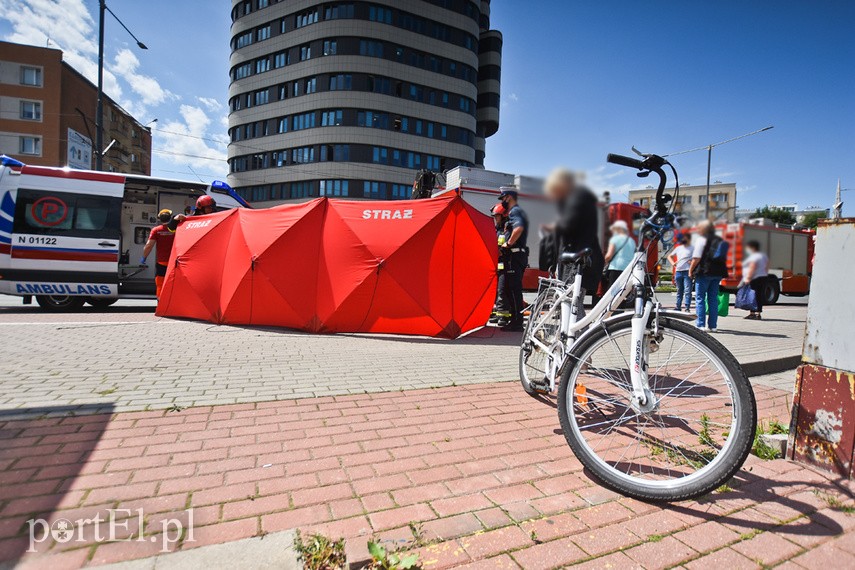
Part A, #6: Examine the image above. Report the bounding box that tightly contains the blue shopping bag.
[735,284,758,311]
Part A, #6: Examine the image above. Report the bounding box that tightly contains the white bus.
[0,156,247,310]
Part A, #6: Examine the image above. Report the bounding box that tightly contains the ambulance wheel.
[35,295,86,312]
[87,297,118,309]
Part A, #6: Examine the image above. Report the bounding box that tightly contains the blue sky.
[2,1,852,212]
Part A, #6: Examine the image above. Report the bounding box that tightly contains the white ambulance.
[0,156,247,310]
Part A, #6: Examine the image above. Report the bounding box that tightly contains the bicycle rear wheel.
[557,317,756,501]
[519,284,564,394]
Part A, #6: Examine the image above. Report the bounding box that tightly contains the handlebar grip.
[607,153,646,170]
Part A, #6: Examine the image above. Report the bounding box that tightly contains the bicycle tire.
[519,286,564,395]
[557,317,756,501]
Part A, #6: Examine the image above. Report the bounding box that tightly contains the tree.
[751,206,796,225]
[800,212,827,229]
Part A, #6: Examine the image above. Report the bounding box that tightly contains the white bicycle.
[519,151,756,501]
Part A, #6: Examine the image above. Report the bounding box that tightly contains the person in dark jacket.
[543,168,605,303]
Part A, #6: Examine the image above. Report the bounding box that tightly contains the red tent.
[155,194,497,338]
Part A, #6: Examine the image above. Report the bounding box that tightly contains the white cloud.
[509,93,520,102]
[154,104,228,171]
[197,97,223,112]
[111,48,175,108]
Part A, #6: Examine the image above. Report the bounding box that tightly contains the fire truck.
[0,156,247,310]
[716,221,814,304]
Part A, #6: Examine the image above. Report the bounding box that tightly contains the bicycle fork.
[628,297,655,413]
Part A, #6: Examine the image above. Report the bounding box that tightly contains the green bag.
[717,292,730,317]
[704,292,730,317]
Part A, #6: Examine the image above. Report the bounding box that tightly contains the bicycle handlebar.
[606,153,646,170]
[607,152,670,215]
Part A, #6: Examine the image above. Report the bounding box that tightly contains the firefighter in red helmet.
[194,195,216,215]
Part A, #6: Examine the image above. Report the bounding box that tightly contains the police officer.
[497,188,529,331]
[490,202,512,324]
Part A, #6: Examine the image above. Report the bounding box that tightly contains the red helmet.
[196,195,215,210]
[491,203,508,216]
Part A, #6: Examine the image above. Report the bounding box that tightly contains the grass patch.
[294,530,346,570]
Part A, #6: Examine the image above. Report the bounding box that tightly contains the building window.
[257,25,271,41]
[300,44,311,61]
[292,112,316,131]
[305,77,317,94]
[319,180,349,197]
[321,110,343,126]
[257,0,269,8]
[235,31,253,49]
[19,136,41,155]
[325,3,354,20]
[254,90,269,106]
[368,5,393,24]
[323,40,337,56]
[391,184,409,199]
[359,40,384,58]
[372,147,388,164]
[20,101,42,120]
[290,181,313,198]
[274,52,289,68]
[292,146,315,164]
[321,145,350,162]
[20,67,42,86]
[277,117,288,133]
[234,63,252,80]
[272,151,287,167]
[255,58,270,74]
[295,9,319,28]
[328,74,351,91]
[363,181,387,199]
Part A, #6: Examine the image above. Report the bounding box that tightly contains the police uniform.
[500,192,529,330]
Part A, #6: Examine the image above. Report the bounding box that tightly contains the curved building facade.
[227,0,501,203]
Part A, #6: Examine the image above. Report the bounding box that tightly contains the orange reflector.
[575,384,588,407]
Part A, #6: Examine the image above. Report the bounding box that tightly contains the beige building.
[629,182,737,222]
[0,41,151,174]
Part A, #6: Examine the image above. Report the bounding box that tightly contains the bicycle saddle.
[560,248,592,264]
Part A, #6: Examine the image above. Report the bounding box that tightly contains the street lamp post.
[666,126,775,219]
[95,0,148,171]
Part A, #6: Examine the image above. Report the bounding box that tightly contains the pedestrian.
[741,239,769,320]
[140,209,184,298]
[543,168,605,314]
[603,220,636,289]
[496,187,529,331]
[689,220,728,331]
[672,234,694,312]
[490,203,512,325]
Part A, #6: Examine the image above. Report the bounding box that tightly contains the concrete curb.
[743,355,802,377]
[93,529,300,570]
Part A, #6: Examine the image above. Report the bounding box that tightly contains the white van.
[0,156,247,310]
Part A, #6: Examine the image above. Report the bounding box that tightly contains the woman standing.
[741,240,769,320]
[603,220,636,288]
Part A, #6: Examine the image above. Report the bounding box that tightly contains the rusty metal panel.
[791,364,855,478]
[803,219,855,370]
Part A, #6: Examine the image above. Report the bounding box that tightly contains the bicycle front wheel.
[557,317,756,501]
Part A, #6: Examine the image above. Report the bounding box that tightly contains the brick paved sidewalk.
[0,304,806,418]
[2,381,851,569]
